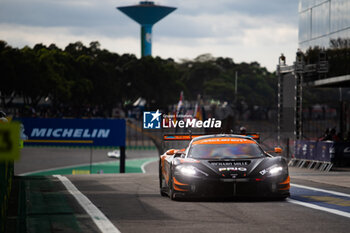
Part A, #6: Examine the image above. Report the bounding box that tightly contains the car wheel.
[169,175,178,201]
[159,160,167,197]
[273,195,288,201]
[160,174,167,197]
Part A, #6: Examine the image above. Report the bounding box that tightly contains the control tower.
[117,1,176,57]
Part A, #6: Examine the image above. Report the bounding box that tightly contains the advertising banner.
[332,142,350,163]
[294,140,303,159]
[16,118,126,147]
[316,141,333,162]
[300,140,308,159]
[294,140,309,159]
[307,141,317,160]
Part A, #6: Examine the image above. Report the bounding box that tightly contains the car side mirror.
[274,147,283,153]
[166,149,176,155]
[174,152,185,158]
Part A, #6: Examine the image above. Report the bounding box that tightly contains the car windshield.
[188,143,265,159]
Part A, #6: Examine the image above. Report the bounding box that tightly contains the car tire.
[159,160,167,197]
[273,195,288,201]
[169,175,178,201]
[160,174,167,197]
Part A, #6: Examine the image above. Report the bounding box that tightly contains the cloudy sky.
[0,0,299,71]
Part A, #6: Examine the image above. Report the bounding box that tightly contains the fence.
[126,120,157,150]
[126,119,290,157]
[123,118,349,169]
[288,140,341,171]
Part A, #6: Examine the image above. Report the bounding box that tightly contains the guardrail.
[289,140,334,171]
[288,140,350,171]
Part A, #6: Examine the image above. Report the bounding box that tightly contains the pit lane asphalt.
[15,147,158,175]
[16,149,350,233]
[66,167,350,233]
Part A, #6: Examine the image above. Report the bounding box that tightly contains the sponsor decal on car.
[219,167,247,172]
[193,138,254,145]
[210,161,250,166]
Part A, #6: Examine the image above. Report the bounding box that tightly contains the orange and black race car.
[159,134,290,200]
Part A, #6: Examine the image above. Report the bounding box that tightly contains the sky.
[0,0,299,72]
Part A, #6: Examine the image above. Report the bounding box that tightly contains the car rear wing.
[163,134,204,141]
[243,133,260,142]
[163,133,260,142]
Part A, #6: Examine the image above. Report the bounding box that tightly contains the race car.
[159,134,290,200]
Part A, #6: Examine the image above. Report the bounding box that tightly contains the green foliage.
[304,43,350,78]
[177,57,278,108]
[0,40,292,115]
[299,44,350,107]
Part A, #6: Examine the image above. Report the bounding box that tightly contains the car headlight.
[176,165,208,177]
[179,166,196,176]
[269,166,283,175]
[260,165,284,176]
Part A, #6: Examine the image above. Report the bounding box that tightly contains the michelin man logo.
[145,33,152,43]
[143,110,161,129]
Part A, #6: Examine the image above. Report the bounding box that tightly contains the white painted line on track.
[141,158,158,173]
[287,198,350,219]
[54,175,121,233]
[291,183,350,198]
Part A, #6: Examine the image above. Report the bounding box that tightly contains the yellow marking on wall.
[25,139,93,144]
[303,195,350,207]
[0,122,20,161]
[72,170,91,175]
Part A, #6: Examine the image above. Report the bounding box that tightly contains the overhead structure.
[117,1,176,57]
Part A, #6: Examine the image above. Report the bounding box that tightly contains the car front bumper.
[172,174,290,198]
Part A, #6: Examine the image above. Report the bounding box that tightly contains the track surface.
[15,147,158,175]
[16,148,350,233]
[67,172,350,233]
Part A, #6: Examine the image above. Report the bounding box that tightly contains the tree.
[0,41,19,107]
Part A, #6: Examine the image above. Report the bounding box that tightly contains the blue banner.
[316,141,333,162]
[295,140,332,162]
[295,140,309,159]
[331,142,350,163]
[300,141,308,159]
[294,140,303,159]
[16,118,126,147]
[307,141,317,160]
